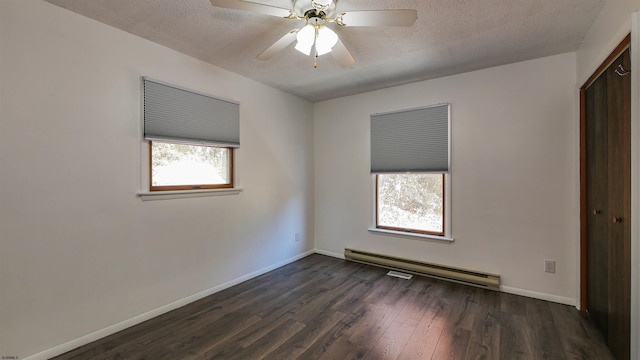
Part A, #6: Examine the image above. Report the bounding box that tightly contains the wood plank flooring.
[52,254,614,360]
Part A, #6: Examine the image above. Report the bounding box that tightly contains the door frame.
[579,33,630,312]
[631,14,640,360]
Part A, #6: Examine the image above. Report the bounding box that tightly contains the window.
[376,173,444,235]
[150,141,233,191]
[370,103,451,239]
[142,77,240,194]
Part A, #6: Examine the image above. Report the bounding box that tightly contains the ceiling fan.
[209,0,418,67]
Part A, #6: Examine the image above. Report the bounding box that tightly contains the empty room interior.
[2,0,640,359]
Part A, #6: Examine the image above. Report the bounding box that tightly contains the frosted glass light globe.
[294,24,315,55]
[315,26,338,56]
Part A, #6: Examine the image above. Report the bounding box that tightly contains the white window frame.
[136,77,242,200]
[368,103,453,242]
[137,140,241,201]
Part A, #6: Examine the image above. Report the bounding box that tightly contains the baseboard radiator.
[344,248,500,291]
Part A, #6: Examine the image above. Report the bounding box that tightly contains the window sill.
[368,228,454,243]
[137,187,242,201]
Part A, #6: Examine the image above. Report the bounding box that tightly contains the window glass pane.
[377,173,444,234]
[151,142,230,187]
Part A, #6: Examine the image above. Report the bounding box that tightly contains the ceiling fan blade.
[331,38,355,67]
[209,0,293,18]
[257,29,299,60]
[338,9,418,27]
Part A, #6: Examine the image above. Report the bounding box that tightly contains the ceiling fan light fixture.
[210,0,418,67]
[315,26,338,56]
[295,24,315,55]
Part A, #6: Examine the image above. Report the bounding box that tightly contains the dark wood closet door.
[605,48,631,360]
[585,69,609,338]
[584,47,631,360]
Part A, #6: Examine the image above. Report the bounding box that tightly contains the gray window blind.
[371,103,449,173]
[143,78,240,147]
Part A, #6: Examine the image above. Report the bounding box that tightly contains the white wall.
[0,1,314,358]
[314,52,578,303]
[576,0,640,85]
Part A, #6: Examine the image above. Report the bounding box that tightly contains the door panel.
[584,46,631,360]
[585,71,609,337]
[605,48,631,360]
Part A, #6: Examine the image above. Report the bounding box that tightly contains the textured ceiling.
[44,0,605,102]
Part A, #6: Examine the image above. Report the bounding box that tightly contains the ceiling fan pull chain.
[313,25,319,68]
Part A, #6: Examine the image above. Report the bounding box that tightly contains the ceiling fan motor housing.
[294,0,338,18]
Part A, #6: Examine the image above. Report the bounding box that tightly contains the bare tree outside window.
[377,173,444,235]
[150,142,232,190]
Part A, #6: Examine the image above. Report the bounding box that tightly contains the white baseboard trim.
[313,248,344,259]
[318,248,575,307]
[500,285,576,306]
[23,249,315,360]
[315,249,576,306]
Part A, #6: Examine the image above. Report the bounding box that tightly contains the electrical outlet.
[544,259,556,273]
[295,233,300,242]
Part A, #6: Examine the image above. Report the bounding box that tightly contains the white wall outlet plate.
[544,259,556,273]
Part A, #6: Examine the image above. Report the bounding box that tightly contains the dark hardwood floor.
[53,254,614,360]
